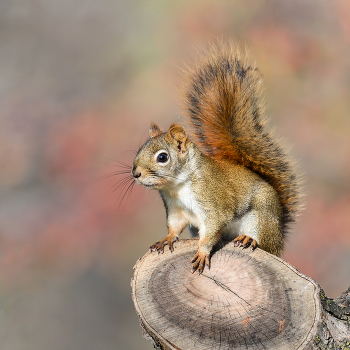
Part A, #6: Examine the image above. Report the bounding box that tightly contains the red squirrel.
[131,44,301,273]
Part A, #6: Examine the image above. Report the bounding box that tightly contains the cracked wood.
[132,239,322,350]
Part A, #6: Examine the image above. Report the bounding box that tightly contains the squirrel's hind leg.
[231,209,259,251]
[233,235,258,250]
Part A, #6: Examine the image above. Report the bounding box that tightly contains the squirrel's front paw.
[191,250,210,274]
[149,235,179,254]
[233,235,258,250]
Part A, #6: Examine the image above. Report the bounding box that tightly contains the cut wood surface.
[131,239,326,350]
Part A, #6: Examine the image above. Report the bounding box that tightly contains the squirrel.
[131,44,301,274]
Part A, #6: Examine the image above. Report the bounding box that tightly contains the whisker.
[118,178,136,208]
[153,173,180,182]
[101,157,132,169]
[111,176,134,195]
[117,149,138,155]
[147,169,176,179]
[115,177,135,206]
[88,171,132,185]
[101,163,132,169]
[124,149,137,155]
[91,150,138,206]
[138,130,147,150]
[104,175,134,202]
[125,180,136,205]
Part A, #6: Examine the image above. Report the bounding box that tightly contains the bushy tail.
[182,44,301,230]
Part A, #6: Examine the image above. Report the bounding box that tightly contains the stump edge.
[131,240,324,350]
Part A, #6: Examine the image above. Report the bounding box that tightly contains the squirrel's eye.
[154,149,170,165]
[156,152,169,163]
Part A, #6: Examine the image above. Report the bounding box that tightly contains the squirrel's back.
[181,43,301,232]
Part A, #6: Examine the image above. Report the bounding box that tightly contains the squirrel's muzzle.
[132,165,141,179]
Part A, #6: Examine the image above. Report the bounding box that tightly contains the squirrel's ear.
[149,123,162,138]
[166,124,188,154]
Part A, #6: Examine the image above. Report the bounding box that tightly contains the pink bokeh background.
[0,1,349,349]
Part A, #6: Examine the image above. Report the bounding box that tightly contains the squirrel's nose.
[132,165,141,179]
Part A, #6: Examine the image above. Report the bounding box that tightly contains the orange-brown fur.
[181,44,301,233]
[132,43,302,273]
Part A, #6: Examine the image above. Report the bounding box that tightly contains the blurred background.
[0,0,349,349]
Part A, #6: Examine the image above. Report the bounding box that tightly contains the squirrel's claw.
[233,235,258,251]
[149,240,167,254]
[168,236,179,252]
[149,235,178,254]
[191,251,210,274]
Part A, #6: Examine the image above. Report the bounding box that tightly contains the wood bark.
[131,239,350,349]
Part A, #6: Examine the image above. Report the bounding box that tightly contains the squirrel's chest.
[161,186,203,226]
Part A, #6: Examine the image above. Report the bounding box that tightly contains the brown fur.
[181,43,302,233]
[132,44,302,273]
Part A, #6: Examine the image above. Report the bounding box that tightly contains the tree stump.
[131,239,350,349]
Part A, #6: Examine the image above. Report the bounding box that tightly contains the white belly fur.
[165,184,205,234]
[165,185,259,242]
[222,210,259,242]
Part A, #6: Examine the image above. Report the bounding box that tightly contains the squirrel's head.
[132,123,191,190]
